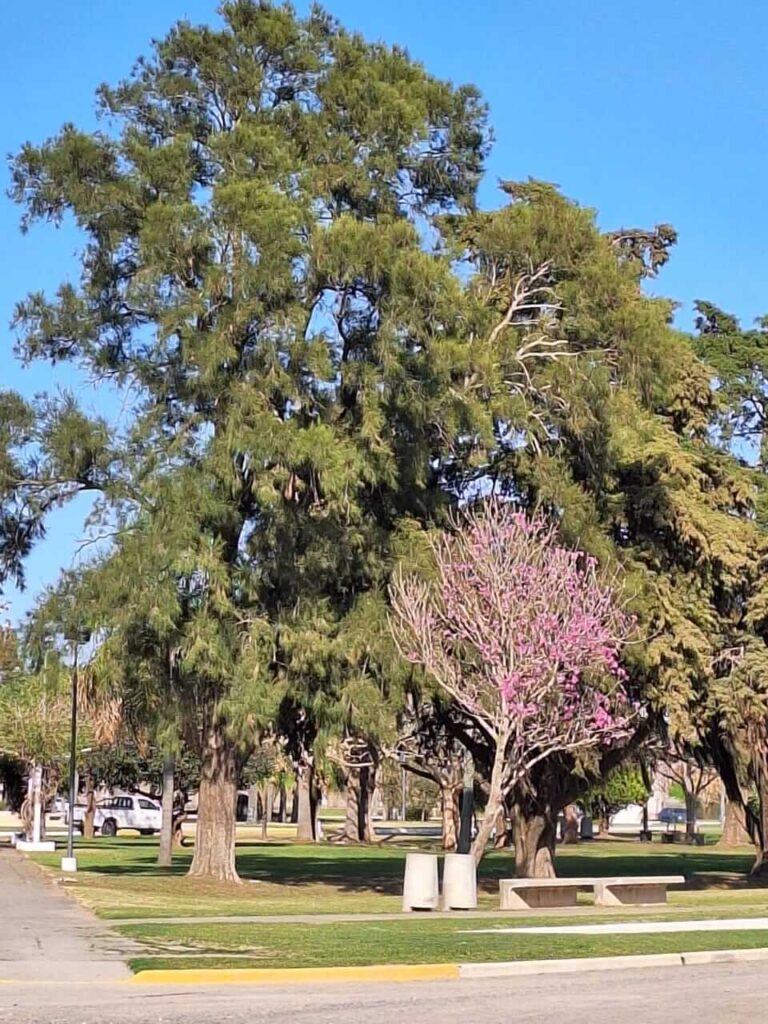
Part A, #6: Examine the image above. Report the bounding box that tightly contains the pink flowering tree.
[389,499,635,868]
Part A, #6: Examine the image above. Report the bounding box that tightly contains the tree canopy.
[4,0,768,880]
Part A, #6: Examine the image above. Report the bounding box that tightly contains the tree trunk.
[173,805,186,848]
[277,783,287,823]
[296,760,315,842]
[492,804,509,848]
[684,787,697,843]
[247,784,260,824]
[751,773,768,875]
[458,754,474,855]
[440,783,460,852]
[20,798,32,840]
[290,786,299,824]
[720,797,750,846]
[343,768,362,841]
[471,736,508,866]
[360,764,378,844]
[32,764,44,842]
[188,727,239,883]
[83,773,96,840]
[562,804,580,845]
[513,809,557,878]
[157,754,175,867]
[260,782,273,841]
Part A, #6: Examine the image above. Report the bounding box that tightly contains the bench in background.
[499,874,685,910]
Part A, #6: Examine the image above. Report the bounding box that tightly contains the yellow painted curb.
[129,963,459,986]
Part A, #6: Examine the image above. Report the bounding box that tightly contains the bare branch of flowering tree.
[389,497,636,866]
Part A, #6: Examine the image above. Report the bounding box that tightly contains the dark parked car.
[659,807,687,825]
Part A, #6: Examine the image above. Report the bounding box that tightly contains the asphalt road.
[2,962,768,1024]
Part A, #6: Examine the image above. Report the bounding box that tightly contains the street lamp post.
[62,636,80,873]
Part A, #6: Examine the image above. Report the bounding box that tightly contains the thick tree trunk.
[188,727,239,883]
[343,768,362,841]
[562,804,580,845]
[157,754,175,867]
[83,773,96,840]
[277,783,287,823]
[720,797,750,846]
[440,783,460,852]
[296,760,315,842]
[513,810,557,878]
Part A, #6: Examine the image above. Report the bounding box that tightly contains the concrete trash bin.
[442,853,477,910]
[402,852,440,911]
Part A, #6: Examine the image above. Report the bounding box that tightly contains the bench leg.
[594,883,667,907]
[500,886,579,910]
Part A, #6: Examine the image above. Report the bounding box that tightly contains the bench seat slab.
[500,882,579,910]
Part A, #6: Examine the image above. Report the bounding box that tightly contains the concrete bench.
[499,877,595,910]
[593,875,684,906]
[500,874,685,910]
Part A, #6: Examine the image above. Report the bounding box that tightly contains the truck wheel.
[139,830,155,836]
[101,818,118,837]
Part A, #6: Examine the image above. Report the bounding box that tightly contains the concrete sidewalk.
[0,849,133,982]
[108,903,729,926]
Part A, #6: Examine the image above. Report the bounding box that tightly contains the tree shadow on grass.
[71,838,765,898]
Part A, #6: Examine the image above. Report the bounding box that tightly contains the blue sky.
[2,0,766,622]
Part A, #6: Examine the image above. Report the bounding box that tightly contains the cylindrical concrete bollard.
[402,852,440,911]
[442,853,477,910]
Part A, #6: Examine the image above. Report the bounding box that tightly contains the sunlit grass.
[123,916,768,972]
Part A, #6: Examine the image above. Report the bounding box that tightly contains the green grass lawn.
[28,836,768,972]
[32,835,766,921]
[123,916,768,972]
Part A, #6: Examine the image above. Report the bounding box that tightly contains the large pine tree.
[2,2,490,880]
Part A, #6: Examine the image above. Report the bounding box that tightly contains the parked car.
[68,794,162,837]
[658,806,687,825]
[47,796,69,820]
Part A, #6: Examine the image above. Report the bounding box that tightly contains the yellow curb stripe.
[129,963,459,986]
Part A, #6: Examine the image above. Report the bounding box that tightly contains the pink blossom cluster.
[391,499,635,780]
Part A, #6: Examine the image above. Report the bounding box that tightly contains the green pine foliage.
[1,2,490,878]
[3,1,768,879]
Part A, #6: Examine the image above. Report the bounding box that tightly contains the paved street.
[1,963,768,1024]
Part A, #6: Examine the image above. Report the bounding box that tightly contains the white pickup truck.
[68,794,162,837]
